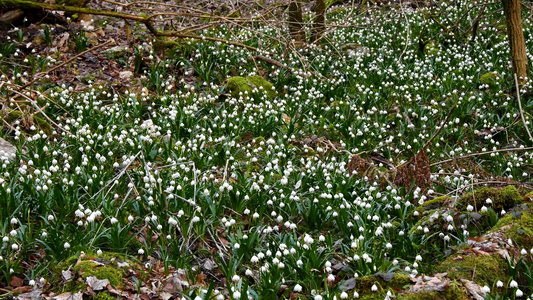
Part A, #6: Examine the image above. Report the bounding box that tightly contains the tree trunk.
[312,0,325,43]
[288,0,305,46]
[502,0,528,84]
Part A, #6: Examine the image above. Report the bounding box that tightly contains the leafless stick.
[423,104,456,149]
[431,146,533,167]
[514,73,533,142]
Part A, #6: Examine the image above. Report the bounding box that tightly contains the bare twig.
[431,146,533,167]
[423,104,456,149]
[514,73,533,142]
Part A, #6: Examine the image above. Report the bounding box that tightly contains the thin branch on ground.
[431,146,533,167]
[514,72,533,143]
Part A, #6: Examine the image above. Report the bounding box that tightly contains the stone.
[0,137,16,161]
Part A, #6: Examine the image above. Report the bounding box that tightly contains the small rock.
[202,259,217,271]
[117,261,130,268]
[0,137,16,161]
[119,71,133,80]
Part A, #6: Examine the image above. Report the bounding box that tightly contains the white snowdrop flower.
[293,284,302,292]
[496,280,503,287]
[327,274,335,282]
[97,249,103,255]
[110,217,118,224]
[521,248,528,255]
[340,291,348,299]
[138,248,145,255]
[253,212,259,219]
[245,269,253,276]
[29,280,35,286]
[10,230,16,237]
[194,297,202,300]
[11,244,19,250]
[47,215,54,221]
[415,255,422,261]
[354,291,359,298]
[233,291,241,299]
[216,295,224,300]
[510,280,518,288]
[516,289,523,297]
[386,243,392,249]
[481,206,488,212]
[251,256,259,263]
[315,296,322,300]
[466,205,474,212]
[234,243,240,249]
[446,215,453,222]
[64,242,70,249]
[296,259,303,266]
[486,198,492,204]
[393,259,398,265]
[481,286,490,293]
[10,218,18,225]
[232,274,240,282]
[371,284,378,292]
[128,215,134,222]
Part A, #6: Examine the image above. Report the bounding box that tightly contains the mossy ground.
[456,186,523,212]
[354,273,411,299]
[225,75,276,98]
[488,202,533,249]
[398,284,467,300]
[433,254,508,287]
[53,252,133,292]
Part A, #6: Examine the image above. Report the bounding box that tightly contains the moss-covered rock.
[488,202,533,249]
[226,75,276,98]
[414,196,452,215]
[456,186,523,212]
[74,261,124,288]
[53,252,134,292]
[433,254,508,287]
[398,284,468,300]
[354,273,411,299]
[479,72,501,86]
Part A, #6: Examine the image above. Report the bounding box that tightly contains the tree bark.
[288,0,305,46]
[311,0,325,43]
[502,0,528,84]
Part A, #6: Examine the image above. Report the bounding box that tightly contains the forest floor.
[1,0,533,299]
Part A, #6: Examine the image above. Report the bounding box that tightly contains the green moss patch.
[399,284,467,300]
[354,273,411,299]
[456,186,523,212]
[74,261,123,288]
[226,75,276,98]
[488,202,533,249]
[433,254,508,287]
